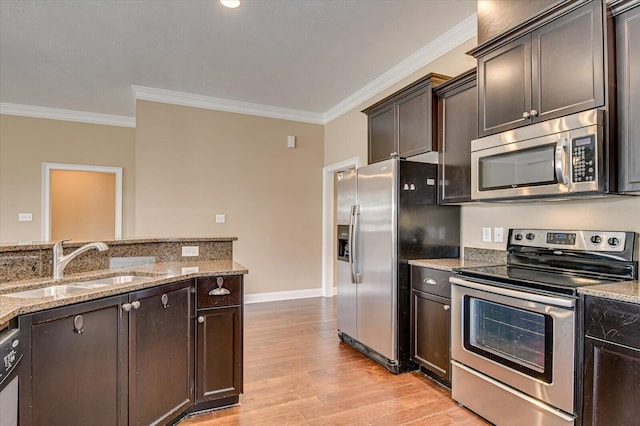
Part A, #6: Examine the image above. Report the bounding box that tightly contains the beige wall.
[135,101,324,295]
[0,115,136,243]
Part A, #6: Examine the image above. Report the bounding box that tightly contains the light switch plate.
[216,214,226,224]
[482,227,492,242]
[494,227,504,243]
[181,246,199,257]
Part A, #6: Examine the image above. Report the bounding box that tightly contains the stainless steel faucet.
[52,239,109,279]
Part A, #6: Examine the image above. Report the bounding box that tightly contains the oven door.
[451,277,576,414]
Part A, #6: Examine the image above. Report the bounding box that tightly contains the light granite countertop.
[408,258,501,272]
[0,260,248,326]
[578,280,640,304]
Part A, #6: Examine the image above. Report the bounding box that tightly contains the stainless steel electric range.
[450,229,637,426]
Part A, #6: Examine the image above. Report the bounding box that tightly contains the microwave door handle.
[555,138,569,185]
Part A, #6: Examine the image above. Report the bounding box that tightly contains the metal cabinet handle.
[522,111,530,119]
[197,316,205,324]
[122,303,132,312]
[423,278,437,285]
[530,109,538,117]
[443,305,450,311]
[209,277,231,296]
[73,315,84,334]
[161,293,169,309]
[131,300,141,310]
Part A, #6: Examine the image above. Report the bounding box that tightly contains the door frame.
[42,162,123,241]
[321,157,361,298]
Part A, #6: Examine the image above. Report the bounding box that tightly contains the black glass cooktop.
[456,264,621,296]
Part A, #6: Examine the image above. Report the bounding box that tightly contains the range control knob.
[590,235,602,244]
[526,233,536,241]
[514,234,523,241]
[608,237,620,247]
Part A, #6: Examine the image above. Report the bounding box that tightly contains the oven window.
[464,297,553,383]
[479,144,556,191]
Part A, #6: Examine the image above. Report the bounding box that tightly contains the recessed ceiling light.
[220,0,240,8]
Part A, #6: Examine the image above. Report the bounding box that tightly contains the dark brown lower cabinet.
[20,280,196,426]
[22,295,128,426]
[129,280,194,425]
[583,296,640,425]
[196,306,242,402]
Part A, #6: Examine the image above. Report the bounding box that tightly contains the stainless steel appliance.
[471,109,616,201]
[336,159,460,373]
[451,229,637,426]
[0,324,22,426]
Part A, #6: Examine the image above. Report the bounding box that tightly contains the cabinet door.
[368,104,396,164]
[28,295,128,426]
[411,290,451,382]
[129,281,194,425]
[531,0,604,123]
[583,337,640,426]
[397,86,433,158]
[438,74,477,204]
[196,306,242,402]
[478,35,532,136]
[617,5,640,193]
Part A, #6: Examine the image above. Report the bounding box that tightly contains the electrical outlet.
[18,213,33,222]
[216,214,226,224]
[494,227,504,243]
[482,227,492,242]
[181,246,199,257]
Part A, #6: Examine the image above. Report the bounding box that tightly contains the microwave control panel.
[571,135,596,183]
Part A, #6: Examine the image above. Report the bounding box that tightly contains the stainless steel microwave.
[471,109,611,201]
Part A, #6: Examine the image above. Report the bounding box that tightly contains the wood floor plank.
[179,297,489,425]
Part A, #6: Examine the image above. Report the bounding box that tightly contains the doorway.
[42,163,122,241]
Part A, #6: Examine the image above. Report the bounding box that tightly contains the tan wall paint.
[0,115,136,243]
[135,101,324,295]
[51,170,116,241]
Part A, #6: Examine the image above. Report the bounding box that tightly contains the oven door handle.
[450,277,575,308]
[554,138,569,185]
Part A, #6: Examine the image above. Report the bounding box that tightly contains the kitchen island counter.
[579,280,640,305]
[0,259,248,325]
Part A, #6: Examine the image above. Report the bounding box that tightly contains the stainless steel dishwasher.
[0,324,23,426]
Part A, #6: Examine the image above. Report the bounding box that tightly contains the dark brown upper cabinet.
[435,69,478,204]
[471,0,606,137]
[612,0,640,193]
[363,73,450,164]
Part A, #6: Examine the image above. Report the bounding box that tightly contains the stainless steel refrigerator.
[336,159,460,373]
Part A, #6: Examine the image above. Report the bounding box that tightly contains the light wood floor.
[181,297,489,425]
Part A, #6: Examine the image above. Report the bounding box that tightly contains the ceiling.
[0,0,476,123]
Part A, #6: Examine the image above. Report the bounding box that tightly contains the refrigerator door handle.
[349,204,360,284]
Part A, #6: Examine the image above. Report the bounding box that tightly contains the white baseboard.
[244,288,327,304]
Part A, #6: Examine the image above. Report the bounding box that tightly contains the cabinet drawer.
[197,276,242,308]
[585,296,640,349]
[411,266,451,298]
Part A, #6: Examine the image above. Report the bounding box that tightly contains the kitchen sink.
[3,275,152,299]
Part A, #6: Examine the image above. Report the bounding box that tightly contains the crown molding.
[323,13,477,124]
[0,103,136,128]
[132,85,325,125]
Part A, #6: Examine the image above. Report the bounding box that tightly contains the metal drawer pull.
[423,278,437,285]
[522,111,531,119]
[443,305,450,311]
[530,109,538,117]
[131,300,141,310]
[122,303,132,312]
[161,293,169,309]
[209,277,230,296]
[73,315,84,334]
[197,316,205,324]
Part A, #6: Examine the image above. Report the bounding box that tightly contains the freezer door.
[335,168,356,225]
[336,258,357,338]
[355,159,397,361]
